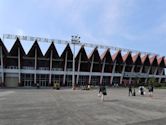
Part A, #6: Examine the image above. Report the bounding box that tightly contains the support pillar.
[158,68,164,83]
[100,58,106,84]
[49,50,53,85]
[18,47,21,85]
[145,66,151,84]
[34,48,37,84]
[129,65,135,84]
[63,51,68,85]
[76,53,81,85]
[88,55,94,84]
[110,60,116,85]
[139,65,143,73]
[154,67,158,75]
[120,63,126,84]
[0,46,4,86]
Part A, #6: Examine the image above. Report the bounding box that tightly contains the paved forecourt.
[0,88,166,125]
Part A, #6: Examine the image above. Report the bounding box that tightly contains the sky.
[0,0,166,57]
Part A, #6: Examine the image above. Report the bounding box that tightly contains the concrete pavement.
[0,88,166,125]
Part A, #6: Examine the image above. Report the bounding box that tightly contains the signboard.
[3,34,157,56]
[3,34,69,44]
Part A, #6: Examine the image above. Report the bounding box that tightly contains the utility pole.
[71,35,80,90]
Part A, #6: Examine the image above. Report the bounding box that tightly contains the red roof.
[112,50,121,62]
[157,56,165,66]
[141,54,149,64]
[149,55,157,65]
[101,48,110,61]
[132,52,141,63]
[123,52,130,62]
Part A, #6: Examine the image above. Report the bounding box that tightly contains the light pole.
[71,35,80,90]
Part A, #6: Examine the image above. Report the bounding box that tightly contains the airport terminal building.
[0,38,165,87]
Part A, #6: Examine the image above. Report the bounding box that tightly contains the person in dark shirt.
[148,85,154,97]
[128,85,132,96]
[99,84,107,102]
[140,86,144,95]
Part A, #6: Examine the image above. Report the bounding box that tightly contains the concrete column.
[49,50,53,85]
[18,47,21,85]
[158,68,164,83]
[139,65,143,73]
[88,55,94,84]
[154,67,158,75]
[110,60,116,85]
[63,51,68,84]
[129,65,135,84]
[76,53,81,84]
[100,58,106,84]
[145,66,151,83]
[120,63,126,84]
[0,46,4,84]
[34,48,37,84]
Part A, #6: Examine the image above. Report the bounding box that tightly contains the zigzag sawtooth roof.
[112,50,123,63]
[149,55,158,66]
[101,48,111,61]
[75,45,88,61]
[0,38,166,67]
[88,47,101,61]
[9,38,26,56]
[132,52,140,63]
[157,56,165,66]
[123,52,133,64]
[45,42,59,58]
[141,54,150,66]
[0,38,8,55]
[61,43,73,59]
[27,40,43,57]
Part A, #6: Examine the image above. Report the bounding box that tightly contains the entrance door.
[40,80,47,87]
[24,80,32,87]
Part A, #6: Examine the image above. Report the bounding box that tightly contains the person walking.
[148,84,154,97]
[99,84,107,102]
[128,85,132,96]
[140,86,144,95]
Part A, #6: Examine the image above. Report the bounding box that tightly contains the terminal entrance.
[78,76,88,86]
[37,74,49,87]
[24,80,33,87]
[66,75,72,86]
[102,76,110,86]
[112,77,120,87]
[52,75,63,86]
[22,74,34,87]
[91,76,100,86]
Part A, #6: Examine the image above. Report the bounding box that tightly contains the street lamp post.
[71,35,80,90]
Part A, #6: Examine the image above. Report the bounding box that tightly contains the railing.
[66,68,73,71]
[38,67,49,70]
[22,66,35,70]
[124,72,149,77]
[7,66,18,69]
[52,68,63,71]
